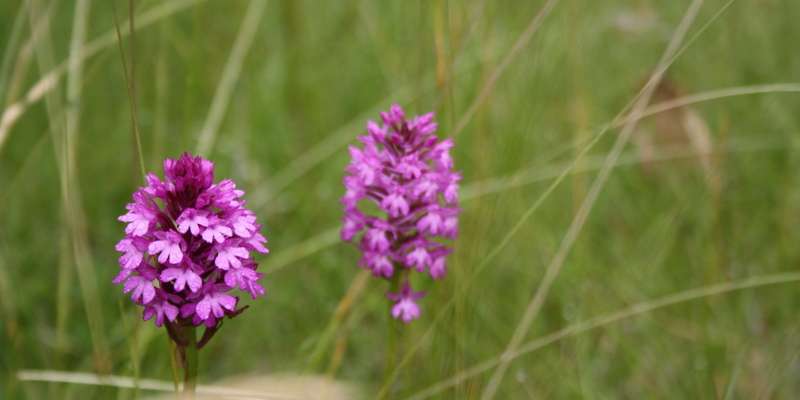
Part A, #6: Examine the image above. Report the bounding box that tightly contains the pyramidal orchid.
[115,153,268,392]
[341,104,460,323]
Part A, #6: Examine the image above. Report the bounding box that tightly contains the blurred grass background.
[2,0,800,398]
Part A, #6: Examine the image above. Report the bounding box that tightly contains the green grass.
[2,0,800,398]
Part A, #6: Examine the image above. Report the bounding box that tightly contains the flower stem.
[168,339,180,392]
[382,273,402,398]
[173,325,198,399]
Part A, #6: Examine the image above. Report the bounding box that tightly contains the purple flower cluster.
[341,105,460,323]
[115,153,268,330]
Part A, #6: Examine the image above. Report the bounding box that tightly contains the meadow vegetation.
[2,0,800,398]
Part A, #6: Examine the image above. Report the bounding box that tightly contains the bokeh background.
[2,0,800,398]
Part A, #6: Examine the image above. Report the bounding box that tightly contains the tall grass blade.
[196,0,268,156]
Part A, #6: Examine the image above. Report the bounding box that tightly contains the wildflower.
[115,153,268,337]
[387,282,425,323]
[341,104,460,322]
